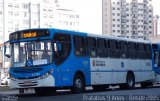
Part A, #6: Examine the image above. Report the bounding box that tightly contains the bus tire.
[126,72,135,89]
[72,74,85,93]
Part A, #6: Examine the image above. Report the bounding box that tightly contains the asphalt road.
[1,85,160,101]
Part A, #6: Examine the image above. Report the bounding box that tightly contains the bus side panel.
[90,58,155,85]
[58,57,91,87]
[115,59,129,84]
[90,58,112,85]
[54,36,91,87]
[90,58,127,85]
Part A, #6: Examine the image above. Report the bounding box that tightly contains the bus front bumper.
[10,75,55,89]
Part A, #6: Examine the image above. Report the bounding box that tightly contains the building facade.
[102,0,153,39]
[0,0,80,45]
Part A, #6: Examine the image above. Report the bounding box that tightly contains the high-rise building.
[102,0,153,39]
[102,0,112,35]
[153,15,160,36]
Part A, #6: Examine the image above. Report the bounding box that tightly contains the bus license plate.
[24,81,32,85]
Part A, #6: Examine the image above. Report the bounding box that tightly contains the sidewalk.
[0,86,35,95]
[0,89,19,95]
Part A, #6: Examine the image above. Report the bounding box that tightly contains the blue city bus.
[4,28,155,95]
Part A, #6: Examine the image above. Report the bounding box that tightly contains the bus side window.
[73,36,86,56]
[137,43,146,59]
[146,44,152,59]
[119,41,128,58]
[97,38,108,58]
[128,42,137,59]
[108,40,120,58]
[86,37,97,57]
[54,33,71,66]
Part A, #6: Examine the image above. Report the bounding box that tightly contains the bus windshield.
[12,40,52,67]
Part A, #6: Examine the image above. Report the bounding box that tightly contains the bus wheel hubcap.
[128,75,133,87]
[129,79,133,87]
[75,79,82,89]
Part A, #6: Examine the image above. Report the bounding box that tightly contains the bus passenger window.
[146,44,152,59]
[128,42,137,59]
[137,43,146,59]
[74,36,86,56]
[54,33,71,66]
[86,37,97,57]
[108,40,120,58]
[119,41,128,58]
[97,38,108,58]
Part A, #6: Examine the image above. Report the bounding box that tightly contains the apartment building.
[102,0,153,39]
[0,0,80,45]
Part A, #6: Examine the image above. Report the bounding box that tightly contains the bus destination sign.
[23,32,37,38]
[9,29,50,40]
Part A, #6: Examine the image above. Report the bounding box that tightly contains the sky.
[152,0,160,16]
[58,0,160,34]
[58,0,102,34]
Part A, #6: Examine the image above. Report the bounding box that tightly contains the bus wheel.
[126,73,135,89]
[72,74,85,93]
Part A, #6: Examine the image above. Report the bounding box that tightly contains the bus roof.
[9,28,151,44]
[51,28,151,44]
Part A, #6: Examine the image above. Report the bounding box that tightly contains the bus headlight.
[10,75,16,81]
[49,69,54,74]
[41,73,49,79]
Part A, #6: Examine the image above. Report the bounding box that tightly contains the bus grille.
[11,68,43,73]
[18,81,38,87]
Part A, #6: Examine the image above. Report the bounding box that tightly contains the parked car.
[1,76,10,85]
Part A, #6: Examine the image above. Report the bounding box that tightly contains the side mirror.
[4,42,11,58]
